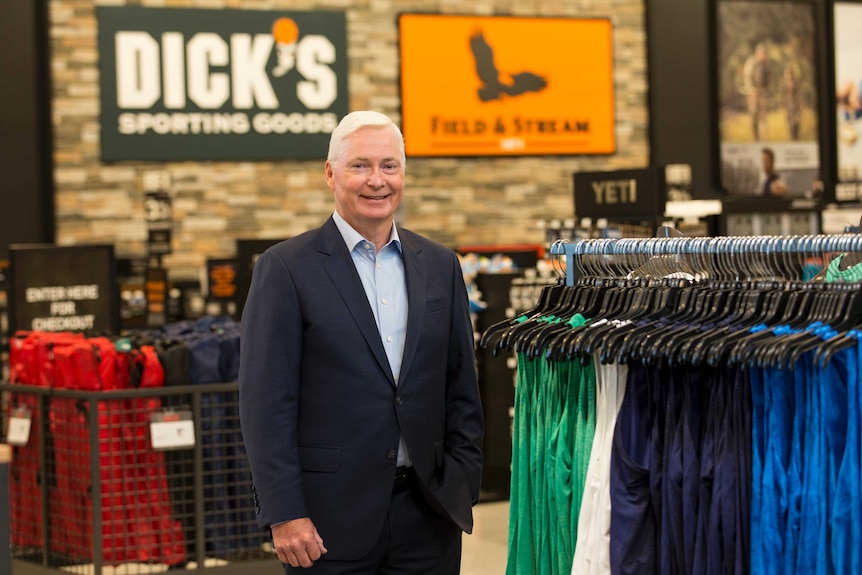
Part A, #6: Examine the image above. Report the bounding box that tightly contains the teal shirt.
[825,253,862,283]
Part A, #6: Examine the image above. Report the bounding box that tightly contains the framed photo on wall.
[715,0,820,198]
[834,2,862,186]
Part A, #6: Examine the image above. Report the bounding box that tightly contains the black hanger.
[564,279,650,363]
[479,280,565,354]
[746,284,820,368]
[523,280,602,360]
[686,284,770,365]
[598,279,687,364]
[814,330,858,369]
[589,230,701,364]
[633,279,727,365]
[778,282,862,368]
[706,278,794,367]
[512,275,610,358]
[538,277,629,361]
[610,286,697,364]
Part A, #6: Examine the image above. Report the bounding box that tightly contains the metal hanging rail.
[549,234,862,286]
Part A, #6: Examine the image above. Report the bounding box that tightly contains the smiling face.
[325,125,404,246]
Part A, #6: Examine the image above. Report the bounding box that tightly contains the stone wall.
[50,0,648,278]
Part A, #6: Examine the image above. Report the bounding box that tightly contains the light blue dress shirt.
[332,211,411,467]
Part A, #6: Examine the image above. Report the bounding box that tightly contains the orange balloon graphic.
[272,18,299,44]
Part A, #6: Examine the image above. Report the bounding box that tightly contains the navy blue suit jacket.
[238,217,484,560]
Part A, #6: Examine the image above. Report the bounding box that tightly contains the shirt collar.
[332,210,402,253]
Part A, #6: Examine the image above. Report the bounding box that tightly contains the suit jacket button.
[395,396,403,406]
[386,449,396,459]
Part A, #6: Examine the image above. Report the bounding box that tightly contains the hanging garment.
[608,362,750,575]
[570,360,627,575]
[829,336,861,575]
[491,234,862,575]
[507,338,597,575]
[153,316,263,558]
[7,332,83,551]
[507,353,539,575]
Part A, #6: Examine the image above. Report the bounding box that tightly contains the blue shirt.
[332,211,411,467]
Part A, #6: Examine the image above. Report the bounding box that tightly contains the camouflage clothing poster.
[835,2,862,199]
[716,1,819,198]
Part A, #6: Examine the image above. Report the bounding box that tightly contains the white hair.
[327,110,406,166]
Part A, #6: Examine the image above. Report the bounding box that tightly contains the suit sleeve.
[444,250,485,505]
[239,248,307,529]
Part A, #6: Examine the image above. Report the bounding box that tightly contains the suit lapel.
[319,219,394,384]
[399,232,426,386]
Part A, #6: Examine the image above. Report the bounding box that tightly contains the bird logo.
[469,29,548,102]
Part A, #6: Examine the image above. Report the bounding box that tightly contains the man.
[781,64,800,141]
[238,110,484,573]
[837,79,862,146]
[744,42,770,141]
[760,147,787,197]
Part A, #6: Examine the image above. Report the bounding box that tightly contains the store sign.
[574,168,667,220]
[205,258,239,317]
[145,191,173,255]
[145,267,168,327]
[207,259,239,300]
[235,238,286,318]
[8,244,119,334]
[398,14,615,157]
[98,7,348,161]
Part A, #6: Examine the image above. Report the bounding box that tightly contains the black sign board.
[117,257,149,329]
[148,229,173,256]
[97,7,348,161]
[145,267,168,327]
[8,244,119,334]
[207,259,239,301]
[206,258,239,318]
[145,190,172,228]
[235,238,286,318]
[573,167,667,222]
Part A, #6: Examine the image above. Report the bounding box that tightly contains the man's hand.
[271,517,328,568]
[770,178,787,196]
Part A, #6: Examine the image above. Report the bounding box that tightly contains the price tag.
[6,406,33,446]
[150,410,195,451]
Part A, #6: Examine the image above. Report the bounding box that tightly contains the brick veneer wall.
[50,0,648,278]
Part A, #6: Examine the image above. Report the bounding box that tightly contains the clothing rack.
[475,233,862,369]
[549,234,862,286]
[495,234,862,575]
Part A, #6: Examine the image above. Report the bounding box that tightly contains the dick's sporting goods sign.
[97,7,348,161]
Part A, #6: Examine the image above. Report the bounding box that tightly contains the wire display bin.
[0,380,278,575]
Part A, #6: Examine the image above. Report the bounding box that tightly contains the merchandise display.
[483,234,862,575]
[7,331,185,566]
[2,316,268,572]
[5,0,862,574]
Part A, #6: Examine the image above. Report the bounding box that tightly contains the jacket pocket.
[299,445,341,472]
[425,298,448,314]
[433,440,445,468]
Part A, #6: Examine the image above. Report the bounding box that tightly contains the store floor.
[462,500,509,574]
[12,501,510,575]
